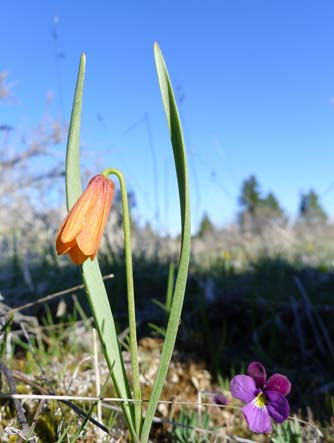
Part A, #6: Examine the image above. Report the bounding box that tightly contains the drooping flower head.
[230,362,291,434]
[56,174,115,265]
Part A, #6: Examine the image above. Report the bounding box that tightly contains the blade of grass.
[65,54,136,440]
[140,42,191,443]
[147,322,167,337]
[56,425,71,443]
[0,316,13,359]
[70,369,113,442]
[165,262,175,311]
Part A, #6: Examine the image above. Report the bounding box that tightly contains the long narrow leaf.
[65,54,136,439]
[140,42,191,443]
[65,54,85,211]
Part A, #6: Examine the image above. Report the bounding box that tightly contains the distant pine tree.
[239,175,262,215]
[262,192,281,212]
[299,189,327,223]
[238,175,286,231]
[197,212,215,237]
[260,192,286,222]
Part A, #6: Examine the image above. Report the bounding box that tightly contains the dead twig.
[0,360,34,442]
[12,370,110,435]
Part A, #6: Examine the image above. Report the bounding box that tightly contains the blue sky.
[2,1,334,234]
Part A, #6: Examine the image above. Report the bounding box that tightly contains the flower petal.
[242,400,272,433]
[266,390,290,423]
[230,375,257,403]
[67,244,89,265]
[76,178,113,256]
[214,394,229,405]
[90,178,114,259]
[247,362,267,388]
[58,176,102,244]
[56,237,77,255]
[266,374,291,396]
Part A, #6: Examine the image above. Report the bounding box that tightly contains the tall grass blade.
[70,369,113,442]
[140,42,191,443]
[166,262,175,311]
[56,425,71,443]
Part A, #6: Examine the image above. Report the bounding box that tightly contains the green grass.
[1,225,334,441]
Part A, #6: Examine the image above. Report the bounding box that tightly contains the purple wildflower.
[230,362,291,433]
[214,393,229,406]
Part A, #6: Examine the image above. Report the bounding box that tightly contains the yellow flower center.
[255,392,266,408]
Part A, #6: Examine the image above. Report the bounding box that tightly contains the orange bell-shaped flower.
[56,174,115,265]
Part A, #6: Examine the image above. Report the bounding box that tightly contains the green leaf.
[80,261,135,430]
[65,54,85,209]
[165,262,175,311]
[64,54,137,440]
[140,42,191,443]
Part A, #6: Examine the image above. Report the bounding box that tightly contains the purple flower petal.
[266,390,290,424]
[247,362,267,388]
[230,375,257,403]
[242,399,272,433]
[266,374,291,396]
[214,394,229,405]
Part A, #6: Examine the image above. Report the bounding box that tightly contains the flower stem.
[102,167,142,436]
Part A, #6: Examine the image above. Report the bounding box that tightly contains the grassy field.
[0,220,333,442]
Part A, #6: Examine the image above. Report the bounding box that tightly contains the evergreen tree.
[239,175,286,230]
[197,212,214,237]
[262,192,281,212]
[261,192,285,218]
[239,175,262,215]
[299,189,327,223]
